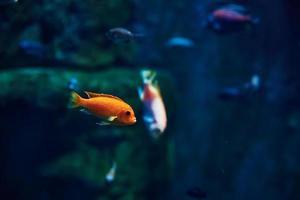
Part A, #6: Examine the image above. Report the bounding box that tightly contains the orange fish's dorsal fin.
[84,91,124,102]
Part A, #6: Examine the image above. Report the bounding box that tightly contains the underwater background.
[1,0,300,199]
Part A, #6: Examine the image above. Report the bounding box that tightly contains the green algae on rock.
[0,0,136,68]
[0,68,174,109]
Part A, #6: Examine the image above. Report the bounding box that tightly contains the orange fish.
[138,70,167,138]
[69,91,136,126]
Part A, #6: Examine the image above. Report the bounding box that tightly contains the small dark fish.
[106,27,143,44]
[218,87,245,101]
[186,187,207,199]
[19,40,47,58]
[205,4,259,33]
[218,74,261,101]
[0,0,17,5]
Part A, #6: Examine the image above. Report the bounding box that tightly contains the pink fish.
[206,4,259,33]
[213,9,252,22]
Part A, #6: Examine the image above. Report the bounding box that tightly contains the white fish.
[138,70,167,138]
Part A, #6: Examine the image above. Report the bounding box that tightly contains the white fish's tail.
[140,69,157,84]
[105,162,117,182]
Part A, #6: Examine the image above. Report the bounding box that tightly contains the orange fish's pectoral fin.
[107,116,118,122]
[96,116,117,126]
[137,87,144,100]
[80,109,92,115]
[68,92,82,108]
[96,122,112,126]
[84,91,124,102]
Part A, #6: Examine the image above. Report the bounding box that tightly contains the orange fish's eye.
[125,111,131,116]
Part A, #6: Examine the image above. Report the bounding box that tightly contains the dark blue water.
[1,0,300,199]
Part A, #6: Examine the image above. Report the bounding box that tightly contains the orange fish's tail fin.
[68,91,82,108]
